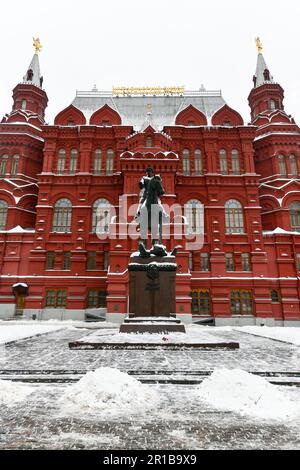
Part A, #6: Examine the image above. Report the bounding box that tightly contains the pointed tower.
[248,38,284,122]
[10,38,48,122]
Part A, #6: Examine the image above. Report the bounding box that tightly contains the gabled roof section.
[211,104,244,126]
[54,104,86,126]
[252,110,293,126]
[89,104,122,125]
[175,104,207,125]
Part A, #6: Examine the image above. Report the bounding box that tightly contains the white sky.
[0,0,299,124]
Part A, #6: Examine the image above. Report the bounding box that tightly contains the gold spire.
[33,37,42,54]
[255,37,263,55]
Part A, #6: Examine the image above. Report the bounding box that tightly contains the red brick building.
[0,44,299,326]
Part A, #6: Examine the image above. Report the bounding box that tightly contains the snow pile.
[59,367,158,414]
[197,369,298,420]
[0,379,34,407]
[235,326,300,346]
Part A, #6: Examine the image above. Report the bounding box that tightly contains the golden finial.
[33,37,42,54]
[255,37,263,55]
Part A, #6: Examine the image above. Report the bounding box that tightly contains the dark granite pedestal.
[119,253,186,334]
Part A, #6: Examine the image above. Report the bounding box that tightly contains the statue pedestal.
[119,253,186,334]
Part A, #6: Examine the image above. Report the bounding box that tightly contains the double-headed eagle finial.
[33,37,42,54]
[255,37,263,55]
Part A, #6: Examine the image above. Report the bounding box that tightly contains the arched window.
[69,149,77,174]
[271,290,280,303]
[269,100,276,111]
[0,155,8,177]
[21,100,27,111]
[194,149,202,175]
[219,149,228,174]
[290,154,298,177]
[52,198,72,232]
[185,199,204,234]
[57,149,66,174]
[183,149,190,176]
[290,202,300,232]
[94,149,102,174]
[278,155,287,176]
[11,155,19,176]
[225,199,244,234]
[92,198,111,234]
[106,149,114,175]
[146,136,153,148]
[231,149,240,175]
[0,200,8,230]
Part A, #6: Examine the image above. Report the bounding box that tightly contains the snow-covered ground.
[234,326,300,346]
[0,322,299,449]
[0,320,299,346]
[0,320,119,345]
[0,323,65,344]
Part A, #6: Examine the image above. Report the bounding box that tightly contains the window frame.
[230,289,253,315]
[52,198,72,233]
[191,289,211,315]
[86,289,107,308]
[45,289,67,308]
[225,199,245,234]
[0,200,8,230]
[45,251,56,270]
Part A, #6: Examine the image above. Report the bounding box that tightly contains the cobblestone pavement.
[0,327,299,450]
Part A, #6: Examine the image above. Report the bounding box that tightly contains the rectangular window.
[57,157,65,174]
[62,251,71,270]
[46,251,55,270]
[0,156,8,177]
[183,158,190,176]
[296,254,300,272]
[191,289,210,315]
[231,156,240,175]
[87,251,97,270]
[220,157,228,175]
[45,289,67,308]
[200,253,210,271]
[271,290,280,303]
[225,253,235,271]
[241,253,251,271]
[230,290,252,315]
[11,155,19,176]
[94,150,102,174]
[103,251,109,271]
[69,156,77,174]
[188,252,193,271]
[87,289,107,308]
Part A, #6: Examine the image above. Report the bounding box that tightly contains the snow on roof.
[12,282,28,288]
[3,225,35,233]
[263,226,300,236]
[72,89,226,130]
